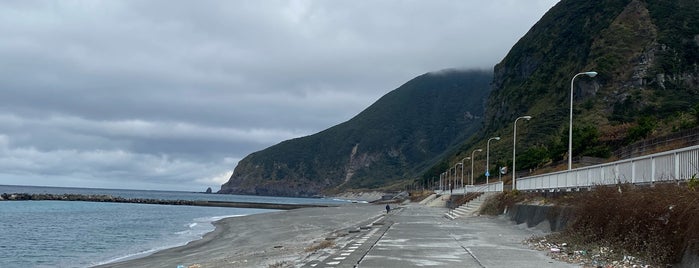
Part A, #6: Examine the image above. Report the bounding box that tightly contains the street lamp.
[513,115,532,190]
[454,163,462,191]
[449,166,456,193]
[471,149,482,185]
[569,71,598,170]
[486,137,501,184]
[439,172,444,191]
[442,171,447,192]
[460,157,469,189]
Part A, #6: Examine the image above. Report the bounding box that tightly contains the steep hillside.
[220,70,492,197]
[424,0,699,184]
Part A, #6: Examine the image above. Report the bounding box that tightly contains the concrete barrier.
[506,204,574,232]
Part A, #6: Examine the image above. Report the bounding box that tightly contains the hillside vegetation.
[221,0,698,196]
[424,0,699,184]
[220,70,491,196]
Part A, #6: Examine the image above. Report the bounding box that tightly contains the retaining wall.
[506,204,574,232]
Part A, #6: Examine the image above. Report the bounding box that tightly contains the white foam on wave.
[93,243,188,266]
[96,214,247,266]
[332,198,368,203]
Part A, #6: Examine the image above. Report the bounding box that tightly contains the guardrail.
[436,182,503,195]
[516,145,699,191]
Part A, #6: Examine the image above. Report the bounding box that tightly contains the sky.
[0,0,559,192]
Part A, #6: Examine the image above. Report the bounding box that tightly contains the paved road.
[306,203,578,268]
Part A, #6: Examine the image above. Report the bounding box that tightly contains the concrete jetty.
[0,193,333,210]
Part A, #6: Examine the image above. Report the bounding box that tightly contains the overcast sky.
[0,0,558,192]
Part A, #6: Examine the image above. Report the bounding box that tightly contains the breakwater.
[0,193,333,210]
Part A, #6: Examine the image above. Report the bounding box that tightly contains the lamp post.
[439,172,443,192]
[442,171,447,192]
[460,157,469,190]
[569,71,598,170]
[513,115,532,190]
[454,163,463,191]
[486,137,501,184]
[470,149,482,185]
[447,165,456,194]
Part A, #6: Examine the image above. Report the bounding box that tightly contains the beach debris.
[526,236,652,267]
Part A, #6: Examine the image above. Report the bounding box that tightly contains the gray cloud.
[0,0,558,191]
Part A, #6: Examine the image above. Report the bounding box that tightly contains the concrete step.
[444,192,497,220]
[454,207,469,214]
[418,194,438,205]
[451,210,466,216]
[426,194,451,208]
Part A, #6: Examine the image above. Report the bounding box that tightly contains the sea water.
[0,185,349,267]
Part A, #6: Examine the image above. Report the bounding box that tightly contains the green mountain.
[222,0,699,196]
[422,0,699,184]
[219,70,492,197]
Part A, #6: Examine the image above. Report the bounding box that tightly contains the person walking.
[385,204,391,214]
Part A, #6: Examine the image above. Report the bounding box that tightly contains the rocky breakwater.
[0,193,333,210]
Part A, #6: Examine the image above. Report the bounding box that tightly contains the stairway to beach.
[422,193,451,208]
[444,192,496,220]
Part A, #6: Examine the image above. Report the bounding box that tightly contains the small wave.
[97,214,253,266]
[93,243,187,266]
[332,198,368,203]
[194,214,246,223]
[173,214,246,236]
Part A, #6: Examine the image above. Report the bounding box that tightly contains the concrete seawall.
[507,204,574,232]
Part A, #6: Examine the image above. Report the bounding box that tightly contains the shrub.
[626,116,657,144]
[561,184,699,265]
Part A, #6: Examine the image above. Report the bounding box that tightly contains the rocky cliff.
[220,70,492,196]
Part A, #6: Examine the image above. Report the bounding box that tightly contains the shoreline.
[94,214,249,266]
[95,203,386,268]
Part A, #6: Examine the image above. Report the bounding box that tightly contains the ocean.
[0,185,349,268]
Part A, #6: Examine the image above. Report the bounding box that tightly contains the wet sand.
[95,204,386,268]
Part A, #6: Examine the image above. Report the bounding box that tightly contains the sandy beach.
[96,203,386,268]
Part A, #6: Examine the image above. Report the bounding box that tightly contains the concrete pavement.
[306,203,578,268]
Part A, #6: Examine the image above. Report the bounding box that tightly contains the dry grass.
[483,184,699,265]
[479,190,541,215]
[552,183,699,265]
[305,240,335,252]
[408,190,434,202]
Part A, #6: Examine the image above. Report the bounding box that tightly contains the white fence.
[437,182,503,195]
[516,145,699,191]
